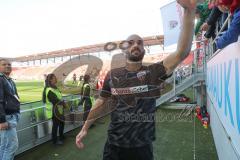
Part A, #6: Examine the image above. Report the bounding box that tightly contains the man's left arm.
[163,1,196,75]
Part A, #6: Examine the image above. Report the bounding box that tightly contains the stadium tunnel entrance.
[52,55,103,84]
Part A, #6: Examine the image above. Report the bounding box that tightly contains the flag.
[160,1,183,47]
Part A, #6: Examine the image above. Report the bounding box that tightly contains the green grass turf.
[16,81,45,103]
[16,81,83,103]
[182,87,194,102]
[15,109,217,160]
[16,81,194,104]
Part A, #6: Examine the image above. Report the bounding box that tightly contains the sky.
[0,0,173,58]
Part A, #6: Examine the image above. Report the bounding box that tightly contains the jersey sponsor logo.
[111,85,149,95]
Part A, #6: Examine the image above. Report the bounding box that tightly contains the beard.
[4,68,12,75]
[126,48,145,62]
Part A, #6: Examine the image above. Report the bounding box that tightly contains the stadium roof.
[11,35,164,62]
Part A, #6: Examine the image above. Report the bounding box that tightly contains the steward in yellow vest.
[79,75,94,123]
[45,87,64,119]
[42,74,66,145]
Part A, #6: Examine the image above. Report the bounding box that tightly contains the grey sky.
[0,0,173,57]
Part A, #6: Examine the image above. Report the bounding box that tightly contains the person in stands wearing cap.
[215,0,240,49]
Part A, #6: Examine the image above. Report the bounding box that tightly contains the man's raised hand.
[177,0,202,10]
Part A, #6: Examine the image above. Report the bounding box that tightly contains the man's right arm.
[76,96,114,149]
[163,0,196,75]
[82,96,111,131]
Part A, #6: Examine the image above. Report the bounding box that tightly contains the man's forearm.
[176,8,195,60]
[81,98,114,131]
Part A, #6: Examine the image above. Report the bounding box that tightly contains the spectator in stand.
[201,7,223,39]
[195,1,212,35]
[215,0,240,49]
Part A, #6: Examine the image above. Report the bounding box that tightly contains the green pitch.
[16,81,45,103]
[16,81,83,103]
[15,109,217,160]
[16,81,194,103]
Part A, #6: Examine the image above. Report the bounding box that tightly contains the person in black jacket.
[0,58,20,160]
[201,7,228,39]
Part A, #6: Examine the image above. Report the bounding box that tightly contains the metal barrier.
[156,72,205,106]
[16,94,82,155]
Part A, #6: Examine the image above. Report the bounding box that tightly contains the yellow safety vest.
[82,83,94,106]
[45,87,63,119]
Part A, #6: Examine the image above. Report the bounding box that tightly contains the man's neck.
[125,61,142,72]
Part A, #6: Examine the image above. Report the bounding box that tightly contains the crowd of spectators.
[195,0,240,50]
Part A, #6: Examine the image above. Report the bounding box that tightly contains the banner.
[160,1,183,47]
[207,42,240,155]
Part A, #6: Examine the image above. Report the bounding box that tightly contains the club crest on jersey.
[137,71,147,82]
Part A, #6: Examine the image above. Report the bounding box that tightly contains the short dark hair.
[84,74,90,82]
[42,73,56,103]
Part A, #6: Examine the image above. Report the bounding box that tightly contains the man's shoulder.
[147,61,172,80]
[108,67,126,76]
[0,73,6,80]
[0,74,7,87]
[109,67,125,72]
[148,61,165,70]
[83,83,90,88]
[46,87,54,93]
